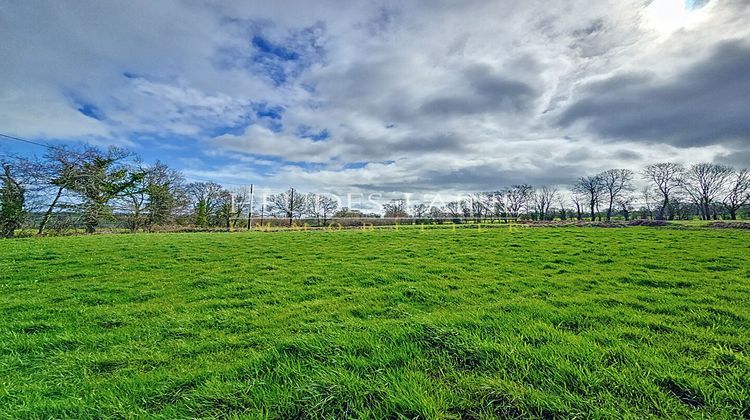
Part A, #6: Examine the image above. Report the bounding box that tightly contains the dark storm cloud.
[423,164,581,190]
[419,64,538,116]
[612,149,642,160]
[558,39,750,147]
[339,132,470,162]
[353,161,582,193]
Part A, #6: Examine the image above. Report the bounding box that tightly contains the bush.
[626,220,667,227]
[707,222,750,229]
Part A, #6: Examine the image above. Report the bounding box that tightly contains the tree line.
[0,145,348,237]
[1,144,749,238]
[412,164,749,223]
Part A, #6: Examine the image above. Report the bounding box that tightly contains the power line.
[0,133,67,151]
[0,132,254,187]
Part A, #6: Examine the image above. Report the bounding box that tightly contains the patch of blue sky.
[222,152,326,175]
[344,162,369,169]
[254,102,284,120]
[685,0,710,10]
[343,160,395,170]
[127,133,195,157]
[77,103,106,121]
[0,139,49,159]
[214,21,325,87]
[296,125,329,141]
[252,35,299,61]
[65,92,106,121]
[250,57,290,86]
[207,123,250,137]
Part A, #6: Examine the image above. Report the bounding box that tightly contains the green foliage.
[63,148,144,233]
[1,227,748,417]
[144,182,174,227]
[0,164,25,238]
[195,199,208,228]
[144,162,186,230]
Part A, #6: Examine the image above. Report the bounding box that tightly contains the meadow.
[0,226,748,418]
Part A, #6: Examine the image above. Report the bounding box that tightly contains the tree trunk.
[130,208,140,233]
[657,196,668,220]
[84,204,99,234]
[37,186,63,235]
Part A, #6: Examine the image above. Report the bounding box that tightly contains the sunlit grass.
[1,227,748,417]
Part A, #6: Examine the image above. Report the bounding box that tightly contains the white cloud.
[1,0,747,196]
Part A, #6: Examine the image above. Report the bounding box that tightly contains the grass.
[1,226,748,418]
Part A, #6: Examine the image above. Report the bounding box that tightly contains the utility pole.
[246,184,253,230]
[230,193,236,231]
[289,187,295,227]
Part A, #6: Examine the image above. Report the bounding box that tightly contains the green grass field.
[1,226,749,418]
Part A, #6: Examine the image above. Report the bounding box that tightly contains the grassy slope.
[0,227,748,418]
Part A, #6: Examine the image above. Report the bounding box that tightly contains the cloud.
[418,63,538,116]
[1,0,748,198]
[557,39,750,147]
[717,148,750,167]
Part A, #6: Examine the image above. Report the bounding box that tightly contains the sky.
[1,0,748,207]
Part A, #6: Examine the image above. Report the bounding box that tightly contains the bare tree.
[304,193,338,225]
[643,163,684,220]
[480,192,496,221]
[306,193,322,224]
[533,186,558,220]
[383,198,408,218]
[616,196,634,221]
[443,201,461,218]
[570,193,584,220]
[428,206,444,220]
[318,195,338,225]
[244,185,255,229]
[557,195,569,220]
[267,188,306,225]
[229,188,251,229]
[490,191,506,220]
[572,175,604,221]
[681,163,732,220]
[640,187,657,220]
[722,168,750,220]
[600,169,634,221]
[411,203,429,218]
[505,184,534,219]
[460,199,472,219]
[469,193,488,221]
